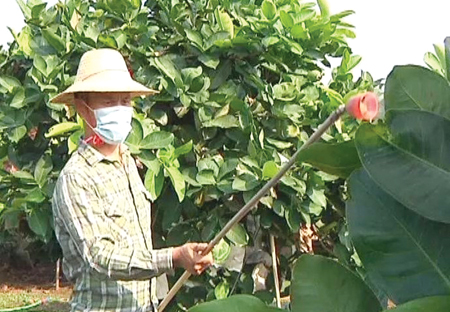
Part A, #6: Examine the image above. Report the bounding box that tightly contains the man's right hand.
[172,243,214,275]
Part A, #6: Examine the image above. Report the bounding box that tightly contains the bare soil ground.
[0,262,72,311]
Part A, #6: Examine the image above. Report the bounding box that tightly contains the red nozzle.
[346,92,380,121]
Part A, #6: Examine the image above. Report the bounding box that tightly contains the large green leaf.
[212,238,231,264]
[125,119,144,153]
[166,166,185,202]
[291,254,381,312]
[225,223,249,247]
[216,9,234,38]
[261,0,277,20]
[34,155,53,188]
[45,122,81,138]
[385,66,450,118]
[188,295,282,312]
[141,131,174,149]
[347,169,450,304]
[42,29,65,52]
[355,110,450,223]
[445,37,450,80]
[386,296,450,312]
[298,140,360,178]
[203,115,239,128]
[27,209,51,242]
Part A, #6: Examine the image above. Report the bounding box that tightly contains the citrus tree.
[186,37,450,312]
[0,0,378,309]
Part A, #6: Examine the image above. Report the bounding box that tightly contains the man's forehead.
[88,92,131,100]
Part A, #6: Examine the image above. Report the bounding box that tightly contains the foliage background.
[0,0,382,310]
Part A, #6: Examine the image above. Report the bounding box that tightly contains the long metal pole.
[158,105,347,311]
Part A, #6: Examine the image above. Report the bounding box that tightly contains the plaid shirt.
[53,141,173,312]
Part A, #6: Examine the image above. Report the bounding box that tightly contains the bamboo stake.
[270,234,281,308]
[56,258,60,291]
[158,105,347,311]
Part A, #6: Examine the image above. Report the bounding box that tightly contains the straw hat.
[51,48,158,104]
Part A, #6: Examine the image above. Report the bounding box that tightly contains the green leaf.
[141,131,174,149]
[68,130,83,154]
[0,76,21,93]
[262,36,279,47]
[198,54,220,69]
[266,138,292,149]
[162,190,182,230]
[181,66,203,88]
[189,295,283,312]
[27,209,50,242]
[174,141,193,158]
[45,122,81,138]
[385,66,450,118]
[225,223,249,247]
[25,188,46,203]
[196,170,216,185]
[201,216,218,241]
[214,281,230,299]
[144,166,164,201]
[424,52,445,76]
[203,115,239,128]
[218,158,238,180]
[280,11,294,28]
[42,29,65,52]
[12,170,35,180]
[298,140,360,178]
[98,34,118,48]
[261,0,277,20]
[283,36,303,55]
[153,55,183,89]
[112,30,127,49]
[232,174,259,191]
[355,111,450,223]
[347,169,450,304]
[31,3,46,19]
[291,254,381,312]
[445,37,450,81]
[8,125,27,143]
[262,161,278,179]
[273,82,297,101]
[386,296,450,311]
[216,9,234,38]
[16,0,31,19]
[291,24,307,40]
[307,188,326,207]
[212,238,231,264]
[10,87,26,109]
[125,119,144,153]
[34,155,53,188]
[185,29,203,50]
[317,0,330,18]
[211,60,232,89]
[166,166,185,202]
[285,205,301,232]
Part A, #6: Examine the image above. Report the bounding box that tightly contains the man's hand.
[172,243,214,275]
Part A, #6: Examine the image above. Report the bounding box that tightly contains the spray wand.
[158,92,380,311]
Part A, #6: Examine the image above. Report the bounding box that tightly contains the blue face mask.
[84,104,133,144]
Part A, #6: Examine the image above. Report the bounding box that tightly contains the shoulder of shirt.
[56,150,92,184]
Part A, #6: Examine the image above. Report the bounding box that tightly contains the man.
[51,48,213,312]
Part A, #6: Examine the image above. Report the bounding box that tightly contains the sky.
[0,0,449,81]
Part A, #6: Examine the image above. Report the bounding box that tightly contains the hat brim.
[51,70,159,105]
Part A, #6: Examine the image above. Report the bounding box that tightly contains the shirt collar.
[77,141,130,167]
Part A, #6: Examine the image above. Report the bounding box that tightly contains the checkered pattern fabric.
[53,142,173,312]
